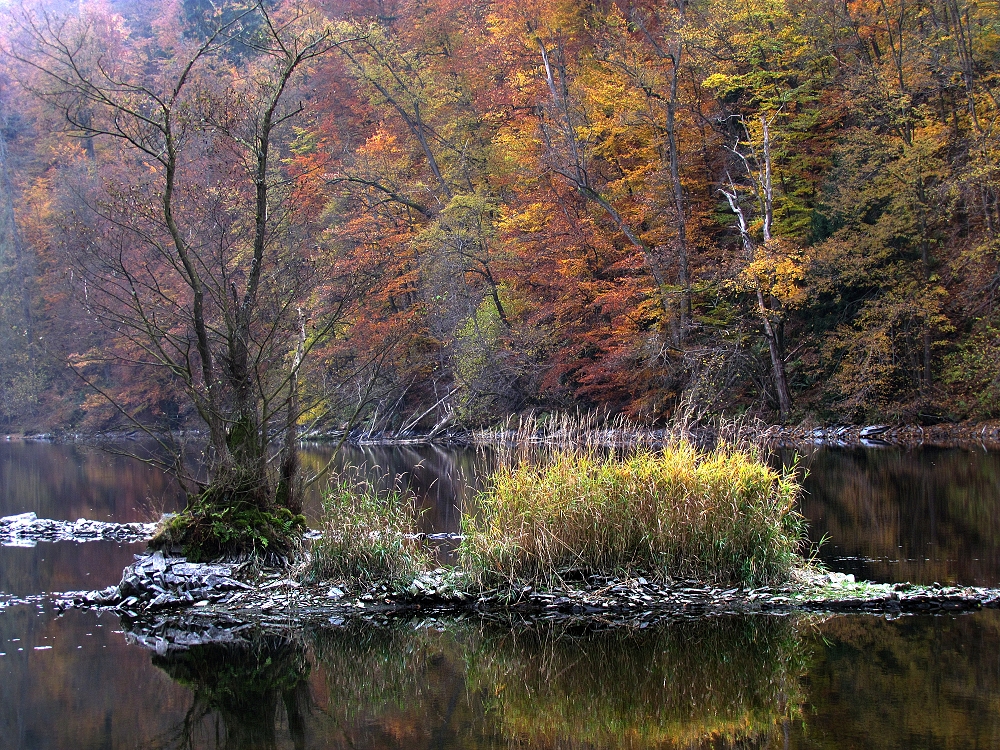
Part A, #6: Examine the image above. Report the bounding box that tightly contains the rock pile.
[404,569,468,600]
[56,551,251,615]
[0,512,156,547]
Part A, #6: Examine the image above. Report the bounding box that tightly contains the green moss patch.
[150,496,306,563]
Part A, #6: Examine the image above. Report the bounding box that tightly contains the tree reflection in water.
[796,447,1000,586]
[150,636,311,750]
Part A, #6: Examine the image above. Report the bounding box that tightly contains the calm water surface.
[1,441,999,749]
[798,447,1000,586]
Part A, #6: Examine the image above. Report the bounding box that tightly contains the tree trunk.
[722,116,794,422]
[277,310,307,516]
[758,290,792,421]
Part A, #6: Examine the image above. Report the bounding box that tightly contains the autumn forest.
[0,0,997,436]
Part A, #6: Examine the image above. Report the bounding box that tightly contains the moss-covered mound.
[150,488,306,563]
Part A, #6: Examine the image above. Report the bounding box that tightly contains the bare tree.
[7,0,355,557]
[721,115,794,421]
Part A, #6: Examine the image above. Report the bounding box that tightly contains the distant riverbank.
[760,419,1000,450]
[7,417,1000,452]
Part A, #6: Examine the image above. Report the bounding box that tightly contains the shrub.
[460,442,804,587]
[309,470,428,584]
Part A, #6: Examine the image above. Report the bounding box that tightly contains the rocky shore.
[760,420,1000,451]
[0,512,156,547]
[50,552,1000,653]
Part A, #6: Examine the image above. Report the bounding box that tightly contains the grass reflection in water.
[144,615,809,749]
[468,617,807,747]
[312,614,809,749]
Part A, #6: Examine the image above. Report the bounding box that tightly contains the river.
[1,441,999,749]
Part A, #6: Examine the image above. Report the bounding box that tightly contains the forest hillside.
[0,0,997,434]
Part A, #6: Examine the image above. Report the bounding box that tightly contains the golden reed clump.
[460,442,804,588]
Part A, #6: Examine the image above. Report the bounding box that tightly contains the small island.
[29,437,994,652]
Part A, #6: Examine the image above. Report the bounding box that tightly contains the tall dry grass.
[309,469,429,584]
[472,410,657,449]
[471,409,773,453]
[460,442,804,587]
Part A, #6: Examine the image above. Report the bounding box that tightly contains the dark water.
[798,447,1000,586]
[1,441,1000,749]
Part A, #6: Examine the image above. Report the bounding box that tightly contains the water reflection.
[0,607,192,749]
[5,605,998,749]
[298,443,492,532]
[128,611,1000,750]
[0,540,145,597]
[792,610,1000,749]
[463,617,806,748]
[798,447,1000,586]
[151,637,311,750]
[0,442,184,521]
[0,441,484,529]
[0,443,161,599]
[141,615,807,750]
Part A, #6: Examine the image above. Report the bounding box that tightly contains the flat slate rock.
[55,551,250,613]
